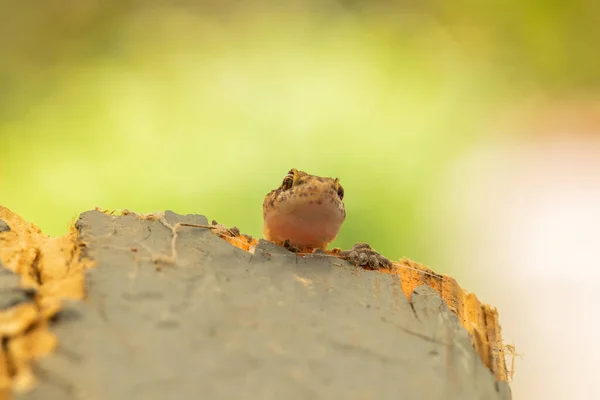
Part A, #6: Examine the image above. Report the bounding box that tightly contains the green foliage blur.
[1,1,598,272]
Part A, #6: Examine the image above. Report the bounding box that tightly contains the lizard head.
[262,168,346,250]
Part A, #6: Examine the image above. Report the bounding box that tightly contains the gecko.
[261,168,391,269]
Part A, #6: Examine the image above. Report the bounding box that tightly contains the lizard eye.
[281,174,294,190]
[336,185,344,200]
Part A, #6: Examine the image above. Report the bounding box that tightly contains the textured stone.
[18,210,511,400]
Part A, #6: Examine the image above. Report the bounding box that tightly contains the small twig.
[179,223,219,229]
[504,343,523,381]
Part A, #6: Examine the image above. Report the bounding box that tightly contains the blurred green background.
[2,2,599,398]
[0,0,600,262]
[4,1,595,260]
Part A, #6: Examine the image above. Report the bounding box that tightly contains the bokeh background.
[2,1,599,398]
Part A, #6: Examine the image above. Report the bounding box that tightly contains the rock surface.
[18,210,511,400]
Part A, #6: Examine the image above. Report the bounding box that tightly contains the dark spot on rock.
[156,319,180,330]
[0,220,10,233]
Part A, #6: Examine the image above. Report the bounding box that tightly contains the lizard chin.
[263,202,344,250]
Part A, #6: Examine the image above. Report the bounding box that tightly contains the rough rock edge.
[383,259,509,381]
[0,206,93,397]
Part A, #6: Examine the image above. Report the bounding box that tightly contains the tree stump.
[0,206,511,400]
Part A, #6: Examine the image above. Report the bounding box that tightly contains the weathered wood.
[0,207,511,399]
